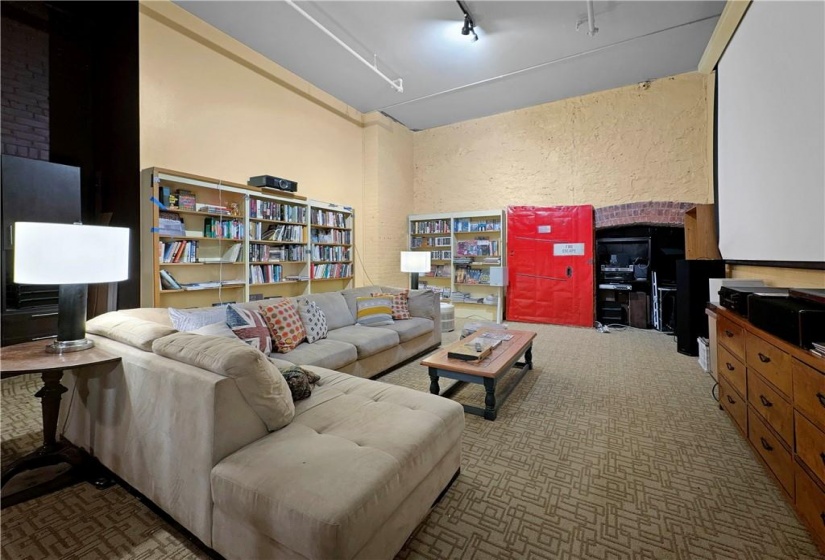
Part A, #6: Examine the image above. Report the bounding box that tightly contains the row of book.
[454,219,501,232]
[253,224,303,243]
[159,241,198,263]
[456,239,500,257]
[311,229,352,244]
[312,246,351,262]
[248,200,306,223]
[455,266,490,284]
[424,265,450,278]
[311,209,352,229]
[312,263,351,279]
[203,217,244,239]
[410,219,451,234]
[430,250,452,261]
[249,243,306,263]
[250,264,284,284]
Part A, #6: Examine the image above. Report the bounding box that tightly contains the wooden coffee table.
[422,329,536,421]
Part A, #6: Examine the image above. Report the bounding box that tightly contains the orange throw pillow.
[260,299,307,353]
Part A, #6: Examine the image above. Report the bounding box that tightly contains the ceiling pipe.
[284,0,403,93]
[586,0,599,36]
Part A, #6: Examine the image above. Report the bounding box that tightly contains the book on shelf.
[196,203,231,215]
[158,211,185,236]
[159,269,182,290]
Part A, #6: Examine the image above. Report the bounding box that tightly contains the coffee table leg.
[429,368,440,395]
[525,346,533,370]
[483,377,497,421]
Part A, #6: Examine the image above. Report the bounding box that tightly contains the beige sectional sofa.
[58,286,463,559]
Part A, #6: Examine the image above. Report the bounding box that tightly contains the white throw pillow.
[296,298,328,343]
[168,306,227,331]
[191,321,237,338]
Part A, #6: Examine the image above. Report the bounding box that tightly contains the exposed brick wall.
[595,201,695,229]
[1,15,49,160]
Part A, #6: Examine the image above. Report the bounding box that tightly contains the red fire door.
[506,205,594,327]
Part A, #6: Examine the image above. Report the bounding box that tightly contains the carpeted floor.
[2,319,822,559]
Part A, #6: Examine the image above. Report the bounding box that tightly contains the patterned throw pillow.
[355,296,394,327]
[260,299,307,353]
[370,290,411,320]
[296,299,328,343]
[169,306,227,331]
[279,365,321,401]
[225,304,272,354]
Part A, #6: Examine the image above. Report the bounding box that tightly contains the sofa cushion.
[293,292,354,330]
[260,299,307,353]
[152,333,294,432]
[275,339,357,371]
[295,298,328,343]
[326,325,399,359]
[168,306,227,332]
[355,296,394,327]
[378,317,434,343]
[86,312,177,351]
[210,368,464,560]
[225,304,272,354]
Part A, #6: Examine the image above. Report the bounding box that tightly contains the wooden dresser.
[715,305,825,550]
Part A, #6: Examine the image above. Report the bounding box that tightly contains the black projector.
[248,175,298,193]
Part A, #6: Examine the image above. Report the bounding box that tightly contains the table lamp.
[13,222,130,353]
[400,251,430,290]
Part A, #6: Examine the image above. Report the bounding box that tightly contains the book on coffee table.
[448,342,493,362]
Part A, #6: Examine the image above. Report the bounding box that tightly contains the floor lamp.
[400,251,431,290]
[13,222,130,353]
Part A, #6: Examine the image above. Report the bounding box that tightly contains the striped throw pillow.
[355,296,394,326]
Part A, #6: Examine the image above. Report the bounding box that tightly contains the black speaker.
[676,259,725,356]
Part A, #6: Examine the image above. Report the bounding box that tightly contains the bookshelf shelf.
[143,168,354,306]
[409,210,506,323]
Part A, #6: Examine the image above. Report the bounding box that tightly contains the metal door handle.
[760,437,773,452]
[726,362,735,371]
[758,353,771,363]
[31,312,58,318]
[724,329,734,337]
[759,395,773,408]
[727,395,735,404]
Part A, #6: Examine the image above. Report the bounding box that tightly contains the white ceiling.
[176,1,724,130]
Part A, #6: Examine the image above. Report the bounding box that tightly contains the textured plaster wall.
[361,115,414,287]
[413,73,711,214]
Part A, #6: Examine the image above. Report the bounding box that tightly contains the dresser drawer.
[796,412,825,487]
[795,462,825,547]
[718,315,745,361]
[749,409,795,498]
[718,345,747,397]
[746,331,792,398]
[794,359,825,433]
[748,372,793,447]
[719,376,747,436]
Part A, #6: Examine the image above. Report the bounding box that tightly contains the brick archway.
[594,201,695,229]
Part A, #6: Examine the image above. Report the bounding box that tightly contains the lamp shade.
[14,222,130,285]
[400,251,430,273]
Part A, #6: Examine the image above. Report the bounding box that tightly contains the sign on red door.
[506,205,594,327]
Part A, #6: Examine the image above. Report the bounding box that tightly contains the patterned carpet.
[2,319,822,559]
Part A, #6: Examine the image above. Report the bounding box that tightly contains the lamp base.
[410,273,420,291]
[45,338,95,354]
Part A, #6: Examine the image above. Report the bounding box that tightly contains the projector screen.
[717,0,825,263]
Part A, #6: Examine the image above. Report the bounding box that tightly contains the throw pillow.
[191,321,237,338]
[260,299,307,353]
[86,312,177,352]
[225,304,272,354]
[370,290,411,320]
[355,296,394,326]
[168,306,227,332]
[279,365,321,402]
[152,333,294,431]
[296,298,328,343]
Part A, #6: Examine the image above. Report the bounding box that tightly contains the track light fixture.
[456,1,478,42]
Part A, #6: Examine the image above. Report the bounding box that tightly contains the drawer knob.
[726,362,735,371]
[759,395,773,408]
[821,513,825,527]
[727,395,736,405]
[760,437,773,452]
[820,453,825,467]
[817,393,825,408]
[758,353,771,363]
[724,329,734,338]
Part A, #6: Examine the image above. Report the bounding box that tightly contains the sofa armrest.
[408,289,441,325]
